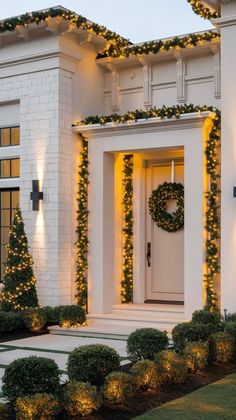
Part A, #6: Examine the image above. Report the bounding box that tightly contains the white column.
[214,1,236,313]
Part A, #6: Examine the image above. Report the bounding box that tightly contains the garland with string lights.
[0,7,129,50]
[121,155,134,303]
[187,0,220,19]
[99,31,220,58]
[76,135,89,310]
[0,208,38,311]
[77,105,221,310]
[205,111,221,311]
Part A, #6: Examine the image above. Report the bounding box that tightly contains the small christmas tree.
[0,208,38,311]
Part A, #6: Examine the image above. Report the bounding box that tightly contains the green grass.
[134,373,236,419]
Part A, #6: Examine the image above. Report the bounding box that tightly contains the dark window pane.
[11,127,20,145]
[1,210,10,227]
[1,128,10,146]
[0,160,10,178]
[12,191,19,209]
[11,159,20,177]
[1,192,10,209]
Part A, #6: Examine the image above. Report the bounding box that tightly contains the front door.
[145,161,184,303]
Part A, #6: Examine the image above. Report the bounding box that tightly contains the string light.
[77,105,221,310]
[187,0,220,20]
[75,135,89,311]
[0,8,130,50]
[121,155,134,303]
[100,31,220,59]
[0,208,39,311]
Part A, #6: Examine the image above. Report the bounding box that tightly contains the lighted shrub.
[210,332,234,363]
[155,350,187,384]
[15,393,60,420]
[67,344,120,385]
[2,356,60,401]
[172,321,212,353]
[192,309,221,329]
[0,403,8,420]
[127,328,168,361]
[23,308,46,332]
[0,311,24,335]
[58,305,86,327]
[103,372,136,406]
[64,381,102,417]
[184,341,209,372]
[130,360,159,390]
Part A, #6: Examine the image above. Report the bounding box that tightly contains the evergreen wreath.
[149,182,184,233]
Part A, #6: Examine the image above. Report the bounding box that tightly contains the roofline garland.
[0,8,130,49]
[98,31,220,58]
[187,0,220,19]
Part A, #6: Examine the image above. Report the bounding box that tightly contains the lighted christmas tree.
[0,208,38,311]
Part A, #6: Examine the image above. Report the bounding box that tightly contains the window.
[0,159,20,178]
[0,126,20,147]
[0,189,20,281]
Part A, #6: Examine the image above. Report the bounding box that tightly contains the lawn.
[134,373,236,419]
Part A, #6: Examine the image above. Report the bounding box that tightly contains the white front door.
[145,161,184,303]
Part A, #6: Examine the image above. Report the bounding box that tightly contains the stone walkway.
[0,334,128,397]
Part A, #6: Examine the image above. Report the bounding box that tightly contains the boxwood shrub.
[67,344,120,385]
[15,393,60,420]
[192,309,221,329]
[0,403,8,420]
[22,308,46,332]
[58,305,86,327]
[64,381,102,417]
[103,372,136,406]
[210,332,234,363]
[130,359,159,390]
[224,321,236,342]
[0,311,24,335]
[184,341,209,372]
[127,328,168,361]
[2,356,60,401]
[172,321,213,353]
[155,350,187,384]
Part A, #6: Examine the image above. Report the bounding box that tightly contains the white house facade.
[0,0,235,333]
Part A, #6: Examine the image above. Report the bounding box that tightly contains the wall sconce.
[233,187,236,198]
[30,180,44,211]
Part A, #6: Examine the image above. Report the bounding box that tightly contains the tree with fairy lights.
[0,208,38,311]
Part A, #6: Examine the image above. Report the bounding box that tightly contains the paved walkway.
[0,334,128,396]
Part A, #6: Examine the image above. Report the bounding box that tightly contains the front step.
[49,304,185,340]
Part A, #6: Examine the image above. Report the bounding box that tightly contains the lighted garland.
[187,0,220,20]
[77,104,221,310]
[0,7,129,49]
[121,155,134,303]
[204,111,221,311]
[149,182,184,233]
[99,31,220,58]
[76,135,89,310]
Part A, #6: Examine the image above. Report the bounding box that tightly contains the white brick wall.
[0,68,75,306]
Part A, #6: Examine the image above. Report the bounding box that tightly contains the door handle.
[147,242,151,267]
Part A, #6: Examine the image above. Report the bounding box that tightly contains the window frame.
[0,126,20,147]
[0,158,20,179]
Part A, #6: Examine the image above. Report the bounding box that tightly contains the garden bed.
[0,329,48,343]
[81,363,236,420]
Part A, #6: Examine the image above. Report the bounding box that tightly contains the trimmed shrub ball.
[2,356,60,401]
[64,381,102,417]
[58,305,86,327]
[67,344,120,385]
[192,309,221,329]
[172,321,213,353]
[103,372,136,406]
[127,328,168,361]
[15,393,60,420]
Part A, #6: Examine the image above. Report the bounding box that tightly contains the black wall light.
[30,180,44,211]
[234,187,236,198]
